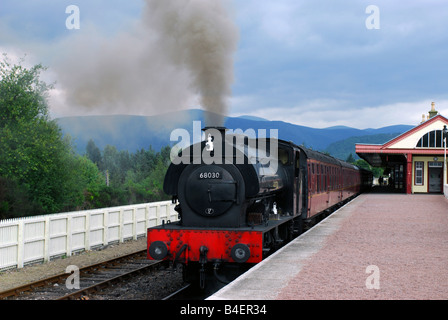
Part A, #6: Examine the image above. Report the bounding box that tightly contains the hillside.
[56,109,413,159]
[324,133,401,161]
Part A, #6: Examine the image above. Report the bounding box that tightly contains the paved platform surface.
[208,193,448,300]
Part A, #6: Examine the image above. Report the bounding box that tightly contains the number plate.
[198,171,222,179]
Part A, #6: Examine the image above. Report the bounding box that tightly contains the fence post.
[132,207,137,240]
[166,203,170,221]
[103,210,109,246]
[144,204,149,234]
[17,220,24,268]
[85,212,90,251]
[157,204,161,226]
[119,208,124,243]
[44,216,50,262]
[66,214,72,258]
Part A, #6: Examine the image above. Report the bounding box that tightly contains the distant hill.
[324,133,401,161]
[235,115,268,121]
[56,109,413,159]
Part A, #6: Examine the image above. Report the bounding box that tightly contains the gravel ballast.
[0,237,148,292]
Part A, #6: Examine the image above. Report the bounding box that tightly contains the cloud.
[2,0,448,129]
[230,0,448,128]
[232,99,448,129]
[1,0,240,126]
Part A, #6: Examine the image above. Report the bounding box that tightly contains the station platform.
[208,193,448,300]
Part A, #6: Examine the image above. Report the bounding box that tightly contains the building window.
[428,161,443,168]
[416,130,444,148]
[414,162,424,185]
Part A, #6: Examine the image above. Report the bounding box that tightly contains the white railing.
[444,184,448,200]
[0,201,177,271]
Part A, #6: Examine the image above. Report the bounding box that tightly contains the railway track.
[0,250,182,300]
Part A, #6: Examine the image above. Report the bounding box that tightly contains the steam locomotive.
[147,126,372,287]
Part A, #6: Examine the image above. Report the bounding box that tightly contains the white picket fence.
[0,201,177,271]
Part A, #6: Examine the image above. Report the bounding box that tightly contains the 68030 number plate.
[198,171,222,179]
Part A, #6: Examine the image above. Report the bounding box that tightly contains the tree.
[0,176,42,219]
[0,54,95,215]
[345,153,355,163]
[353,159,384,178]
[0,54,51,126]
[86,139,102,167]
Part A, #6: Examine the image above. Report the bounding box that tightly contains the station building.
[356,102,448,195]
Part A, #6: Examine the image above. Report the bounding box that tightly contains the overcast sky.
[1,0,447,129]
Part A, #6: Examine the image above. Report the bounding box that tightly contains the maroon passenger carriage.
[303,148,371,222]
[147,127,372,288]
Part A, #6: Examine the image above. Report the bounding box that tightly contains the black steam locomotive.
[147,126,372,287]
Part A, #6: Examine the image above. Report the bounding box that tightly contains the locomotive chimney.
[202,126,228,140]
[202,126,227,153]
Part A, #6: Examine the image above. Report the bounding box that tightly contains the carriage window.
[329,167,333,190]
[321,165,325,192]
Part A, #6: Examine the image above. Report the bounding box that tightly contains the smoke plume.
[53,0,239,126]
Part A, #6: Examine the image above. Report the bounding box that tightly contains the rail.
[0,201,177,271]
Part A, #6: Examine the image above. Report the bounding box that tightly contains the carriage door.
[294,151,303,216]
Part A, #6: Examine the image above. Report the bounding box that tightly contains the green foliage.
[0,54,51,126]
[0,176,44,218]
[91,142,171,206]
[345,153,356,163]
[86,139,102,167]
[353,159,384,178]
[0,54,72,216]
